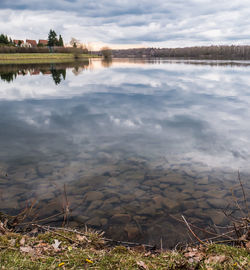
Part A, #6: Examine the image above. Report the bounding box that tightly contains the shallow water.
[0,59,249,247]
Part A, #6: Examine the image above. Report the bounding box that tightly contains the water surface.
[0,59,249,247]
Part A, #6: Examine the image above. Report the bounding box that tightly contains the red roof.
[30,70,40,75]
[26,39,37,46]
[13,40,24,45]
[38,39,48,45]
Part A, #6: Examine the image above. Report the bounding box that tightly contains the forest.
[111,45,250,59]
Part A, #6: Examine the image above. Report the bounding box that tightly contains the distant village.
[13,39,49,48]
[0,30,65,48]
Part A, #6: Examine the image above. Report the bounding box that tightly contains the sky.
[1,0,250,49]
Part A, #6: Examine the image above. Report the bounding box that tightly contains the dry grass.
[0,228,249,269]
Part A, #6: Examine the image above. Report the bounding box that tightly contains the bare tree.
[70,37,80,48]
[100,46,112,59]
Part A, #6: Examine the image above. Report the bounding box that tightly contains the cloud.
[1,1,250,47]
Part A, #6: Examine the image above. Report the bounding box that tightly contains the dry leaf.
[20,246,34,254]
[137,260,149,270]
[0,222,7,234]
[184,251,197,258]
[20,237,26,246]
[246,241,250,249]
[76,234,88,242]
[52,239,61,250]
[144,251,151,257]
[9,239,16,247]
[205,255,227,264]
[184,250,204,262]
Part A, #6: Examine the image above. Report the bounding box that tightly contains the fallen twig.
[181,215,207,246]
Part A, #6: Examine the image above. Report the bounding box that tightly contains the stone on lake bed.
[137,205,157,216]
[152,195,165,209]
[133,215,148,222]
[203,209,227,225]
[125,224,140,239]
[86,217,102,227]
[207,198,227,208]
[87,200,103,210]
[84,191,104,201]
[111,213,131,223]
[197,199,210,209]
[120,194,136,202]
[99,202,113,212]
[161,197,179,210]
[183,208,198,217]
[134,189,145,197]
[143,180,157,186]
[180,201,198,210]
[72,215,89,224]
[192,191,206,199]
[196,176,209,185]
[159,183,169,189]
[106,177,120,186]
[100,218,108,226]
[121,171,145,182]
[122,201,141,213]
[182,168,197,177]
[159,173,185,185]
[103,196,120,204]
[163,189,191,201]
[151,187,161,193]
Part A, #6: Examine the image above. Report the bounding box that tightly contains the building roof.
[13,39,24,45]
[38,39,48,45]
[26,39,37,46]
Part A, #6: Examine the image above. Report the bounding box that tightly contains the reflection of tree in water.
[101,59,113,68]
[0,61,89,83]
[50,67,66,85]
[0,72,17,83]
[72,66,84,76]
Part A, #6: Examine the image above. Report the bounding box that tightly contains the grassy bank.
[0,228,249,269]
[0,53,99,64]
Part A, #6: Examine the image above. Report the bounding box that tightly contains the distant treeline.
[0,46,88,54]
[111,45,250,59]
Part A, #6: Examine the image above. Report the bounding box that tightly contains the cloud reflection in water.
[0,59,250,172]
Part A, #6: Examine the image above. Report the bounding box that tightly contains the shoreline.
[0,53,99,64]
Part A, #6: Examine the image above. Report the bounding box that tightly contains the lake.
[0,58,249,248]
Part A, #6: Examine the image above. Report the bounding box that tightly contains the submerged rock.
[86,217,102,227]
[203,209,226,225]
[111,214,131,223]
[159,173,184,185]
[87,200,103,210]
[207,198,227,209]
[84,191,104,202]
[125,224,140,240]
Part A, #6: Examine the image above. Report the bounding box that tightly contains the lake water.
[0,59,249,248]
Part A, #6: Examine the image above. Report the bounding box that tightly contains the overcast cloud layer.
[1,0,250,48]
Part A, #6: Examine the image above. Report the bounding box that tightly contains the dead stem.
[238,170,249,217]
[181,215,207,246]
